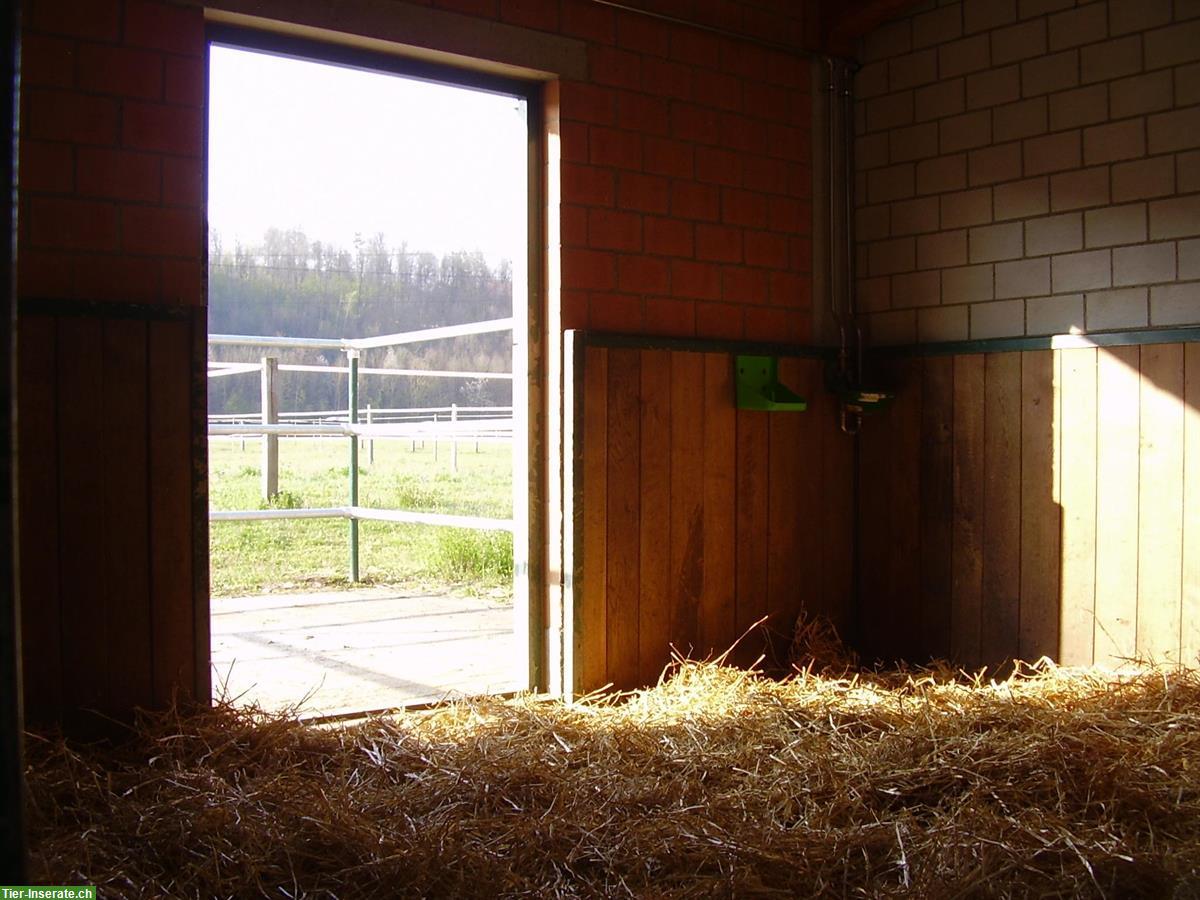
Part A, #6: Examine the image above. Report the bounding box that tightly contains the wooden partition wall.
[17,303,208,732]
[565,334,855,694]
[858,341,1200,672]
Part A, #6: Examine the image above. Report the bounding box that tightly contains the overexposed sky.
[207,44,527,265]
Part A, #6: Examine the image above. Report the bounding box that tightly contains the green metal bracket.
[734,355,808,411]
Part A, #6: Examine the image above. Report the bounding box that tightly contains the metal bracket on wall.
[734,356,808,411]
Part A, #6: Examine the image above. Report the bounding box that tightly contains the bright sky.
[207,44,527,265]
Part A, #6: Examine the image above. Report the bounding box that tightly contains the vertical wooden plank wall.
[577,345,852,692]
[1094,348,1139,665]
[1018,351,1059,662]
[859,343,1200,670]
[17,308,206,731]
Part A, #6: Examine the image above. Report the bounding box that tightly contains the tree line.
[208,228,514,416]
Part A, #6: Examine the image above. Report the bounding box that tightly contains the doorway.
[205,31,535,717]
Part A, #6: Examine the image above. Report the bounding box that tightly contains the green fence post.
[348,349,360,583]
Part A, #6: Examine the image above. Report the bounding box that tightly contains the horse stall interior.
[7,0,1200,892]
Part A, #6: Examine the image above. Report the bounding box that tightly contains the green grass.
[209,437,513,597]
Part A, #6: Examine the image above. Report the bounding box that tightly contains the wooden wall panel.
[669,352,705,661]
[734,406,769,667]
[102,319,153,714]
[576,337,1196,684]
[574,343,854,692]
[148,319,200,706]
[580,346,607,690]
[17,317,61,724]
[700,354,736,658]
[918,356,953,662]
[786,359,824,649]
[886,359,922,663]
[766,360,803,664]
[1018,351,1059,662]
[859,342,1198,672]
[1059,349,1097,666]
[1184,344,1200,667]
[19,308,205,731]
[56,318,108,729]
[981,353,1022,673]
[817,384,855,642]
[605,349,641,689]
[950,355,985,669]
[1136,344,1185,664]
[637,350,671,684]
[1094,347,1139,666]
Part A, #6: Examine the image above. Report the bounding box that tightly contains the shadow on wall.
[575,342,855,693]
[857,341,1200,672]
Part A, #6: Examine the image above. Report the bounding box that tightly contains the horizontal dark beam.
[577,330,837,359]
[871,327,1200,358]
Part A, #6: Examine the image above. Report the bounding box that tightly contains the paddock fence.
[206,318,516,581]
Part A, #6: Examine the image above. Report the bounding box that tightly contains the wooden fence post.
[261,357,278,500]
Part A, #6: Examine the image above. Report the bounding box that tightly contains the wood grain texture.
[1059,348,1097,667]
[580,346,608,691]
[669,351,705,658]
[888,359,923,664]
[571,344,857,688]
[1094,346,1140,667]
[951,354,985,669]
[857,372,892,664]
[1182,344,1200,668]
[766,360,803,665]
[637,349,671,683]
[700,353,736,659]
[1136,343,1184,664]
[605,349,641,689]
[919,355,954,662]
[149,320,196,707]
[818,368,855,642]
[1019,350,1060,663]
[788,359,823,645]
[982,353,1022,674]
[101,319,152,713]
[17,316,62,724]
[734,406,769,666]
[56,317,108,730]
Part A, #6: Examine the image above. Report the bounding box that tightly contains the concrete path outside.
[210,586,520,718]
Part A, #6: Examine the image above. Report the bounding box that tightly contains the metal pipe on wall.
[824,57,865,436]
[842,60,863,387]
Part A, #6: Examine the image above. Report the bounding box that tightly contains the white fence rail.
[209,506,513,532]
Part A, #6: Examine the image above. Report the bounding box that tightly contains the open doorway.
[204,32,533,718]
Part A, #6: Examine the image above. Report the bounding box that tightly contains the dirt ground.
[210,586,520,717]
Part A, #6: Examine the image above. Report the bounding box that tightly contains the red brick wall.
[549,3,815,341]
[18,0,206,306]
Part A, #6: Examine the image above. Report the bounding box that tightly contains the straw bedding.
[25,658,1200,898]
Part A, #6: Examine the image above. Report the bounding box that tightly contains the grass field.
[208,436,514,597]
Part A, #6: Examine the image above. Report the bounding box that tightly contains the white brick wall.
[855,0,1200,343]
